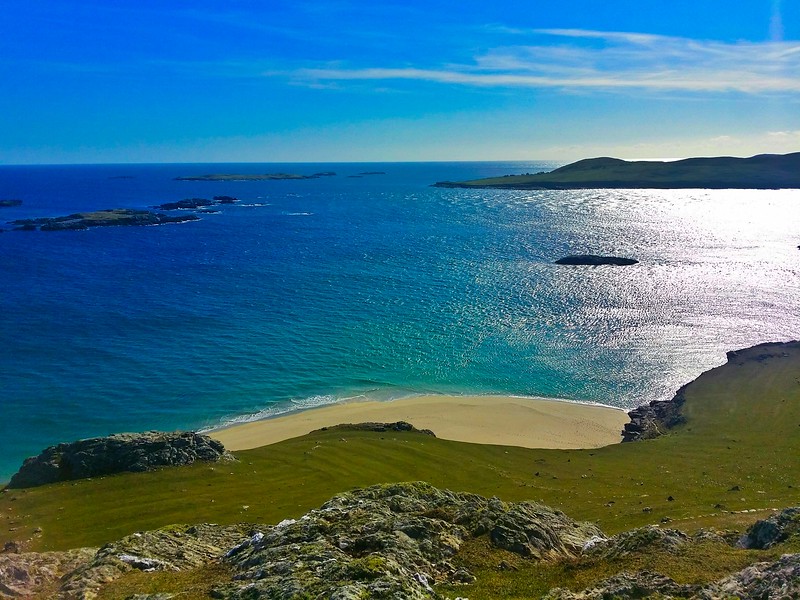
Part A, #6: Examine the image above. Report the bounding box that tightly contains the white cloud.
[295,29,800,95]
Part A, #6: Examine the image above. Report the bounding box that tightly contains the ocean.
[1,161,799,482]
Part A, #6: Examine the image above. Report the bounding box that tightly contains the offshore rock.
[737,507,800,549]
[212,481,603,599]
[6,431,233,489]
[622,384,687,442]
[554,254,638,266]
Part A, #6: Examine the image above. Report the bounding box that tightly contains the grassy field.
[1,343,799,597]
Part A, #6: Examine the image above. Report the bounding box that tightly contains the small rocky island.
[0,199,23,208]
[10,208,199,231]
[555,254,638,266]
[175,172,336,181]
[434,151,800,189]
[153,195,238,210]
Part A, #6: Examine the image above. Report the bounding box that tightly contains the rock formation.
[5,431,233,489]
[554,255,638,266]
[622,384,687,442]
[214,481,603,599]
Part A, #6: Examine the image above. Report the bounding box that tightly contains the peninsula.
[434,151,800,189]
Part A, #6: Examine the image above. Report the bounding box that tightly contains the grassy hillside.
[2,343,799,557]
[434,152,800,189]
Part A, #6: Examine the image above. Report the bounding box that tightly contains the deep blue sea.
[1,161,799,482]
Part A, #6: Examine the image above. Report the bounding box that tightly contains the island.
[555,254,638,266]
[433,151,800,189]
[10,208,199,231]
[0,199,23,208]
[175,172,336,181]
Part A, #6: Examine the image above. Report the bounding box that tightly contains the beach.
[209,394,630,450]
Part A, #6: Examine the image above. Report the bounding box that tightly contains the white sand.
[210,395,629,451]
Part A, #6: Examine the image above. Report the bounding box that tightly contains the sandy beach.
[210,395,630,451]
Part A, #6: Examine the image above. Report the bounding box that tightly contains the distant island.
[175,172,336,181]
[434,152,800,189]
[0,199,23,208]
[11,209,199,231]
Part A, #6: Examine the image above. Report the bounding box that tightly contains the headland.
[434,151,800,189]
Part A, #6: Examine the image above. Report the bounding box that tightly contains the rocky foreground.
[1,483,799,599]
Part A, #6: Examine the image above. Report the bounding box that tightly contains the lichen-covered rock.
[58,523,251,599]
[737,507,800,549]
[6,431,234,489]
[0,548,96,599]
[544,554,800,600]
[708,553,800,598]
[582,525,690,559]
[212,482,604,599]
[543,570,700,599]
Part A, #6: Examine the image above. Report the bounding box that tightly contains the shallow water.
[1,162,799,480]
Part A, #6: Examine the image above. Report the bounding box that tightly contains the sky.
[1,0,799,164]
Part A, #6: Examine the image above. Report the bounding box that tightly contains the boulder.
[5,431,233,489]
[737,507,800,549]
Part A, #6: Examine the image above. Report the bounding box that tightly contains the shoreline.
[209,394,630,451]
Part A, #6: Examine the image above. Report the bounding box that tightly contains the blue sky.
[1,0,799,163]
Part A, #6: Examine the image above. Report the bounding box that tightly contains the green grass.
[1,346,799,598]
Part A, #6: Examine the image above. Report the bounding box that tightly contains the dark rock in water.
[0,199,22,208]
[622,384,687,442]
[155,198,214,210]
[315,421,436,437]
[737,507,800,549]
[5,431,233,489]
[213,195,239,204]
[213,481,604,599]
[555,254,638,266]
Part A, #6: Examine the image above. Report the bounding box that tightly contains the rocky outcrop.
[5,431,233,489]
[738,507,800,549]
[213,481,603,599]
[314,421,436,437]
[583,525,690,559]
[545,554,800,599]
[58,523,250,600]
[554,255,638,266]
[0,547,96,599]
[622,384,687,442]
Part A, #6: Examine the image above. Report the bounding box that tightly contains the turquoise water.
[1,162,799,481]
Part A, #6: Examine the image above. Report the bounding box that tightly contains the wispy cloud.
[295,29,800,94]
